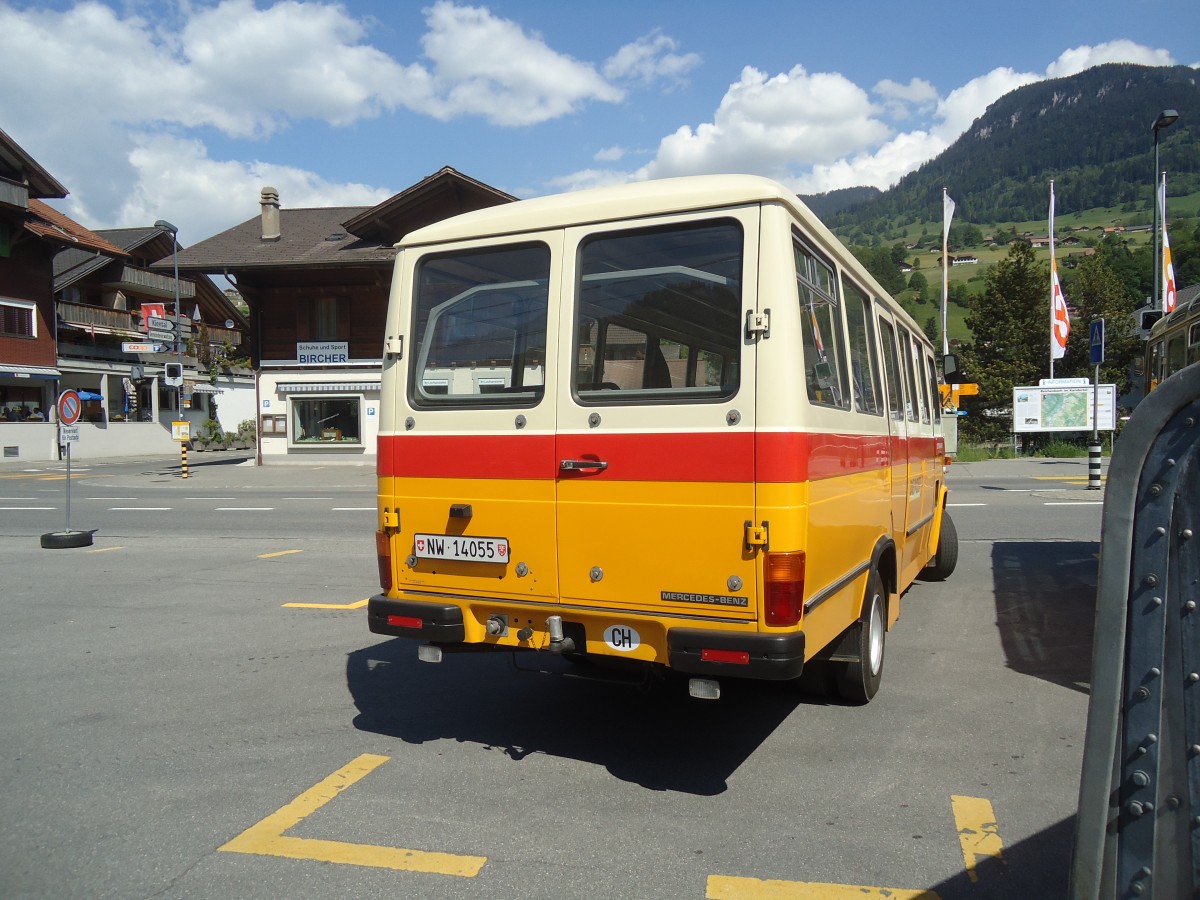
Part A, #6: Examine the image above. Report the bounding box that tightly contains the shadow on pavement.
[991,541,1098,695]
[346,638,809,795]
[930,814,1075,899]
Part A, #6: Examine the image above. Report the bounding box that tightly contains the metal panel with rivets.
[1072,362,1200,899]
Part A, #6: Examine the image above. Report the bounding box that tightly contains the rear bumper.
[368,594,806,681]
[667,628,806,680]
[368,595,465,642]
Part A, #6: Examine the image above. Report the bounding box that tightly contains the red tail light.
[764,550,805,626]
[375,529,392,592]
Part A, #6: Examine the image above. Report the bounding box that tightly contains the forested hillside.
[815,63,1199,235]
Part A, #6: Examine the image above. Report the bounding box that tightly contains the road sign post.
[42,390,93,549]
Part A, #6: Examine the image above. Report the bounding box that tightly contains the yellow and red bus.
[369,175,957,702]
[1145,288,1200,392]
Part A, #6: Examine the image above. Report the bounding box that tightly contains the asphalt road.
[0,453,1104,899]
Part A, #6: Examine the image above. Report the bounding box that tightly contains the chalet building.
[171,167,515,463]
[1,126,112,457]
[1,125,250,461]
[53,225,253,452]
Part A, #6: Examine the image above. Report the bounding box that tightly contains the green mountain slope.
[814,63,1199,233]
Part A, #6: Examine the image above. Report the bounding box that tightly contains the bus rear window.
[410,243,550,407]
[574,220,742,402]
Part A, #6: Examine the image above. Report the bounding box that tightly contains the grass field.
[864,190,1200,345]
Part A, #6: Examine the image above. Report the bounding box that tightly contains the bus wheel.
[922,511,958,581]
[835,569,885,704]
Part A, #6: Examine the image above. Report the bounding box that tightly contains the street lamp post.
[1151,110,1179,311]
[153,219,183,410]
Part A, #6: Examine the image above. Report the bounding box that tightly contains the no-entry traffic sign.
[57,389,82,425]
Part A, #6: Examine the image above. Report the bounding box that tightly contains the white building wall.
[257,368,380,463]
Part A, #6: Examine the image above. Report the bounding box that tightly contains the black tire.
[835,568,886,704]
[40,530,94,549]
[922,510,958,581]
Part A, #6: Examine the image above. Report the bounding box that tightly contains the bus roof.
[401,174,820,248]
[398,173,928,349]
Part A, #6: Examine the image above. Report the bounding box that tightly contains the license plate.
[414,533,509,563]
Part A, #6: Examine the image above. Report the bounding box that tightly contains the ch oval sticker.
[604,624,640,652]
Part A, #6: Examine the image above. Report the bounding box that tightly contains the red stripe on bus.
[378,430,929,482]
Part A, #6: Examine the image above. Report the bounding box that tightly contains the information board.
[1012,384,1117,433]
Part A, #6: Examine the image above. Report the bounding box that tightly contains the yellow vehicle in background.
[369,175,957,701]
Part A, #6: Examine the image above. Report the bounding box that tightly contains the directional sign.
[146,316,176,332]
[122,342,167,353]
[57,389,82,425]
[147,330,177,342]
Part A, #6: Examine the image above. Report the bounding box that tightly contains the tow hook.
[546,615,575,653]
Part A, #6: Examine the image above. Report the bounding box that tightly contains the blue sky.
[2,0,1197,246]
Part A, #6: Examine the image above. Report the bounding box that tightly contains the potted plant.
[193,418,223,451]
[235,419,257,450]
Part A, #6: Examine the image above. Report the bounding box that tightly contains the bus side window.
[1167,335,1186,377]
[925,353,941,424]
[879,319,904,422]
[842,277,882,415]
[898,327,922,422]
[911,335,930,424]
[795,238,849,409]
[1189,323,1200,366]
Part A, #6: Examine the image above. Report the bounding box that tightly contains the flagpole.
[1049,181,1055,379]
[941,187,952,357]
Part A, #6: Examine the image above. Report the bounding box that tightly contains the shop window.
[260,414,287,435]
[290,396,360,445]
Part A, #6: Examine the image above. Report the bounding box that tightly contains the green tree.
[1058,254,1140,394]
[958,242,1048,442]
[923,316,939,345]
[908,270,929,300]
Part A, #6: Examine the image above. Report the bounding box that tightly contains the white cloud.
[414,1,622,125]
[603,29,701,88]
[1046,40,1175,78]
[874,77,938,119]
[637,65,891,181]
[0,0,635,238]
[594,146,626,162]
[84,133,392,245]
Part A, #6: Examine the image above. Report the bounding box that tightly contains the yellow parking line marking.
[259,549,303,559]
[951,795,1005,882]
[707,876,938,898]
[219,753,486,876]
[282,599,369,609]
[89,546,124,553]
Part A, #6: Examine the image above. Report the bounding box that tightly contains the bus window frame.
[571,218,745,406]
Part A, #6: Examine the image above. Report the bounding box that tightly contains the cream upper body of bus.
[369,174,957,702]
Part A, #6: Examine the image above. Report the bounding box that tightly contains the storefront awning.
[277,382,380,394]
[189,384,224,394]
[1,365,61,379]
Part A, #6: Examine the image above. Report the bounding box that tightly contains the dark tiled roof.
[169,168,516,275]
[341,166,516,242]
[170,206,393,273]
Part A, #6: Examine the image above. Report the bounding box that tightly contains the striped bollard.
[181,441,188,479]
[1087,442,1102,490]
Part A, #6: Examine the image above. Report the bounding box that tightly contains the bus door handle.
[560,459,608,472]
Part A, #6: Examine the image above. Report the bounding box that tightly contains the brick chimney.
[260,186,280,242]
